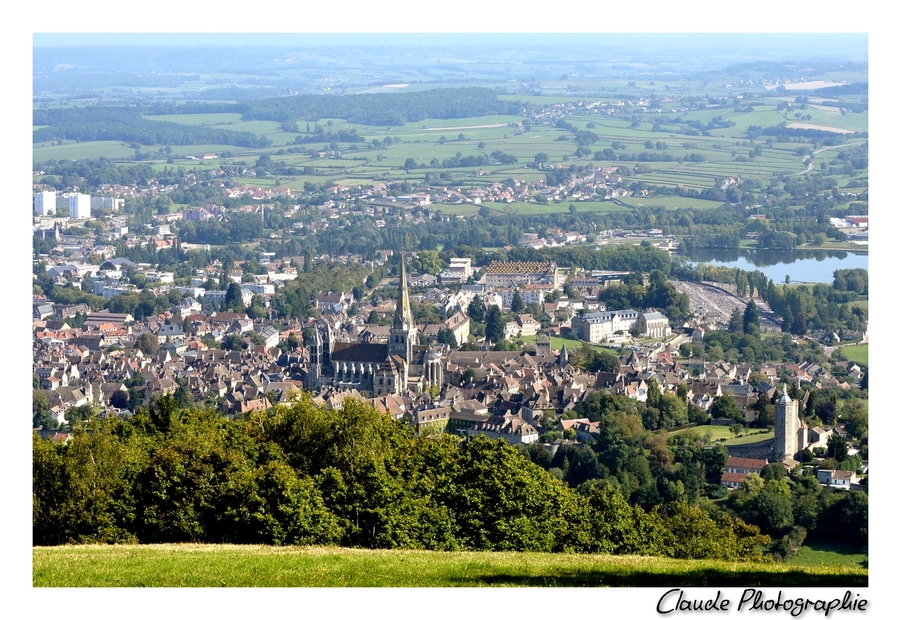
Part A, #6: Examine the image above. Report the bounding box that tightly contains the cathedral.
[304,260,443,397]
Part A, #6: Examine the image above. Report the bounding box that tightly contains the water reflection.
[679,248,868,283]
[683,249,857,268]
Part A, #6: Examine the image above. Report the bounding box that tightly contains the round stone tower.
[774,392,801,461]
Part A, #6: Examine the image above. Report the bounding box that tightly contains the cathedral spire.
[394,257,413,330]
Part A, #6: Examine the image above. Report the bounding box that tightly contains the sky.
[11,2,892,618]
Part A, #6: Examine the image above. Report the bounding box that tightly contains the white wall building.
[68,193,92,219]
[91,196,124,213]
[34,191,57,216]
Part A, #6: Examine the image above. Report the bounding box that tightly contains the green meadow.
[33,544,866,588]
[840,344,868,367]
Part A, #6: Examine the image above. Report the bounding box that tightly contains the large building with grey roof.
[572,309,671,343]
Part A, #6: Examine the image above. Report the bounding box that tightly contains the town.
[32,36,868,573]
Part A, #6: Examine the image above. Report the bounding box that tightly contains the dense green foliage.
[238,87,521,125]
[33,88,521,147]
[33,107,267,147]
[33,395,771,561]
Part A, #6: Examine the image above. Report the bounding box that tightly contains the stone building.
[774,393,807,463]
[304,260,442,397]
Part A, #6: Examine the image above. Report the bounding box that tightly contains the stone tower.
[305,320,333,390]
[424,347,443,390]
[774,392,803,461]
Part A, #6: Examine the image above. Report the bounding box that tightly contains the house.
[465,414,539,445]
[720,456,767,489]
[817,469,857,489]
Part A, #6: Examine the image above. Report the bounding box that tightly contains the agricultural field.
[33,544,866,588]
[478,201,631,216]
[33,140,140,162]
[33,89,866,198]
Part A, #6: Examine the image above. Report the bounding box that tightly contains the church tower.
[389,258,416,362]
[774,391,803,461]
[305,320,333,390]
[388,258,416,392]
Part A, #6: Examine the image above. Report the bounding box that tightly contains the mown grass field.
[32,544,867,587]
[517,334,620,355]
[840,344,868,367]
[667,425,774,446]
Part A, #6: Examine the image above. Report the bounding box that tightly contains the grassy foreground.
[33,545,867,588]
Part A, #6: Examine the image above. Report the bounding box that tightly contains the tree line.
[33,107,268,148]
[33,393,771,561]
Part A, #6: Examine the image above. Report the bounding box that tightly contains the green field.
[517,334,620,356]
[785,542,868,570]
[33,140,140,161]
[34,92,866,199]
[667,425,773,445]
[840,344,868,367]
[478,200,631,215]
[722,431,775,446]
[32,544,866,587]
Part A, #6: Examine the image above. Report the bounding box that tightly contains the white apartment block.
[91,196,124,212]
[68,193,92,219]
[499,287,545,308]
[34,191,57,216]
[202,289,254,307]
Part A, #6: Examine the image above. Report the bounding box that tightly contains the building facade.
[68,193,92,219]
[305,260,443,398]
[34,191,57,216]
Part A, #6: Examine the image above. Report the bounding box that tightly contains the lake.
[680,248,869,284]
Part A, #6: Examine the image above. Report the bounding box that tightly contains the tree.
[410,250,443,276]
[827,434,848,462]
[844,401,868,439]
[466,296,485,324]
[109,390,130,409]
[816,400,838,425]
[224,282,245,312]
[457,368,477,386]
[222,333,244,351]
[510,291,525,313]
[33,390,58,429]
[743,300,760,334]
[728,308,743,333]
[135,332,159,356]
[437,328,458,348]
[710,394,739,420]
[485,306,504,344]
